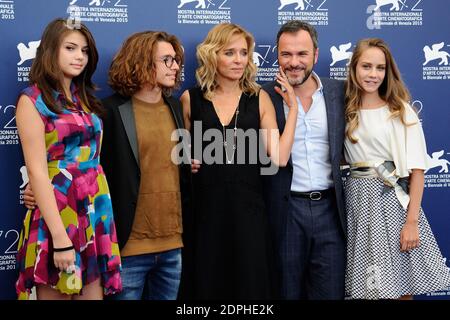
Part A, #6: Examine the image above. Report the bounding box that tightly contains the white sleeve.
[404,104,429,171]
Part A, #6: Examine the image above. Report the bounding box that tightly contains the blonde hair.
[195,23,259,100]
[345,38,412,143]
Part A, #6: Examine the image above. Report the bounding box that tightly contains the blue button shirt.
[284,72,333,192]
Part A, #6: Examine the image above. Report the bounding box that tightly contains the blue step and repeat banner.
[0,0,449,300]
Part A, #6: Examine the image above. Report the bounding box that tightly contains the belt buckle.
[310,191,322,201]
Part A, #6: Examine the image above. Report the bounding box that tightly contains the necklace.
[222,97,240,164]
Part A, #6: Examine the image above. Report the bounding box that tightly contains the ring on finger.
[65,265,76,273]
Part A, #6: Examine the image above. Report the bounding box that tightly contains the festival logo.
[18,165,28,206]
[329,42,353,80]
[254,43,279,84]
[66,0,128,24]
[16,40,40,82]
[0,228,19,272]
[422,42,450,81]
[178,0,207,9]
[17,40,40,66]
[277,0,328,26]
[366,0,423,30]
[425,257,450,297]
[0,104,18,146]
[177,0,231,25]
[0,0,14,21]
[426,151,450,174]
[424,150,450,189]
[19,165,28,189]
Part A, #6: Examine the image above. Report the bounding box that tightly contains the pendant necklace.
[222,96,240,164]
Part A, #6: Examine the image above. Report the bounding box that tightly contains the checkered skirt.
[344,176,450,299]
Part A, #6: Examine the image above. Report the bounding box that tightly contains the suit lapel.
[164,96,183,130]
[118,99,139,166]
[267,82,292,166]
[270,85,286,133]
[323,79,337,162]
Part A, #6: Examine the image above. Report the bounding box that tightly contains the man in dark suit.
[262,20,346,299]
[100,31,191,300]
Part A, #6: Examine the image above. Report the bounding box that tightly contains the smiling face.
[58,31,89,81]
[355,46,386,95]
[216,34,248,82]
[277,30,318,87]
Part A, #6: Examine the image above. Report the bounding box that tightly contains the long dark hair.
[29,18,102,114]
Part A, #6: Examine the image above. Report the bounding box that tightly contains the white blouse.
[344,103,429,177]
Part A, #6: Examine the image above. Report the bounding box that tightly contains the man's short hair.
[276,20,318,50]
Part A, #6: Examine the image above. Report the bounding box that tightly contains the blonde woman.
[180,23,298,299]
[344,38,450,299]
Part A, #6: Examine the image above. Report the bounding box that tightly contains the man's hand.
[274,67,298,110]
[23,183,36,209]
[191,159,201,174]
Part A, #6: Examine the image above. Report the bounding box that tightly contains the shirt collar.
[52,83,81,109]
[311,71,324,95]
[52,82,79,102]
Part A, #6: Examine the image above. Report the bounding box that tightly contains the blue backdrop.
[1,0,449,300]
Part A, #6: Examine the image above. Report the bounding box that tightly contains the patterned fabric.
[345,176,450,299]
[15,84,122,299]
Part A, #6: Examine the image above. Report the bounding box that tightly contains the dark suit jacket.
[261,78,347,246]
[100,93,192,250]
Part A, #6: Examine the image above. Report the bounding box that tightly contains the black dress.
[185,87,272,299]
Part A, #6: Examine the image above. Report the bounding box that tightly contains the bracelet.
[53,245,74,252]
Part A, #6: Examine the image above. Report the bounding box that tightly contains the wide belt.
[290,188,334,201]
[350,160,410,210]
